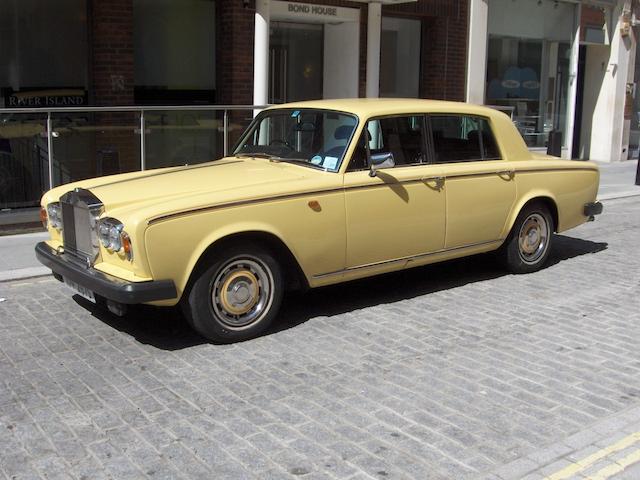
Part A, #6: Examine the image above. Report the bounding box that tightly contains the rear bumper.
[584,201,603,217]
[35,242,177,304]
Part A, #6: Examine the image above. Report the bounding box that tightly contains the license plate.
[64,278,96,303]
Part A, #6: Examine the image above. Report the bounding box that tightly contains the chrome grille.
[60,189,103,266]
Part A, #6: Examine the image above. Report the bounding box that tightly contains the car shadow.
[75,234,607,350]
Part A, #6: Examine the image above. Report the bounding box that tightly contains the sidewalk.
[596,158,640,201]
[0,159,638,283]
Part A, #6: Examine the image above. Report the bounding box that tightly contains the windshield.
[233,109,358,172]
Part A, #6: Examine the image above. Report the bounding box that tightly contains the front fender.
[144,216,300,304]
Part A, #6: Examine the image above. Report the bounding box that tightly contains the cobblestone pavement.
[1,197,639,480]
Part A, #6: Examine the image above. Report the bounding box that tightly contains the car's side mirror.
[369,152,395,177]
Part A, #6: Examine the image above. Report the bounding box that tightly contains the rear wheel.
[501,202,554,274]
[183,243,284,343]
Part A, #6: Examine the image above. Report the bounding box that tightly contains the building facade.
[1,0,638,215]
[467,0,640,162]
[0,0,468,212]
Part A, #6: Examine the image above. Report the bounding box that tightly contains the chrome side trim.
[148,188,345,225]
[512,167,598,175]
[147,166,598,225]
[313,239,502,279]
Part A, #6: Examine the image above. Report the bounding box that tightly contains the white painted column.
[564,3,581,159]
[366,1,381,98]
[590,0,634,162]
[253,0,270,110]
[465,0,488,104]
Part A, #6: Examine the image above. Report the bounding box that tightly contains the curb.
[0,267,52,283]
[489,404,640,480]
[598,190,640,202]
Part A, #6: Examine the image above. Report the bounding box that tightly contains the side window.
[430,115,501,163]
[478,118,501,160]
[347,115,426,171]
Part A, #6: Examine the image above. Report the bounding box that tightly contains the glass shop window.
[380,17,421,98]
[133,0,216,105]
[0,0,89,107]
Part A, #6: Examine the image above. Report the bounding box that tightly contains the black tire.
[182,243,284,343]
[500,202,554,274]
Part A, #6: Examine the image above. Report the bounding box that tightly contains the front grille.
[60,189,103,266]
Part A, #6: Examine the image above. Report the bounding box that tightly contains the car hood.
[44,157,318,219]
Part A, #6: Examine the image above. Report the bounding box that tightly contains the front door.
[343,115,446,269]
[269,22,323,104]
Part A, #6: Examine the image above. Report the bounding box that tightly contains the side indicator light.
[40,207,48,228]
[308,200,321,212]
[121,232,133,261]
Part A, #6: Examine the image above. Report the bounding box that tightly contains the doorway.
[572,45,586,159]
[269,22,323,104]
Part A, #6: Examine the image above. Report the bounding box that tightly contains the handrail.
[0,104,268,189]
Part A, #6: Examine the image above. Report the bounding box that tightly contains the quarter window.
[430,115,501,163]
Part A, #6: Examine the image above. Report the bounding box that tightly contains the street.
[0,196,639,480]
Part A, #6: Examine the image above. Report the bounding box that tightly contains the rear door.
[428,114,516,248]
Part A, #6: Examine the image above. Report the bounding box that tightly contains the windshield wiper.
[234,152,280,160]
[278,158,325,170]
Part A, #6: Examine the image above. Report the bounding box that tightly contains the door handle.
[421,176,445,189]
[497,170,515,179]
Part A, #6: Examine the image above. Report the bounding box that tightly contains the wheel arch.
[504,193,559,240]
[183,230,309,299]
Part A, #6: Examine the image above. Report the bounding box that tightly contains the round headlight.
[98,218,124,252]
[46,202,63,230]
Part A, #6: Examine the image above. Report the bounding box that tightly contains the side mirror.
[369,152,395,177]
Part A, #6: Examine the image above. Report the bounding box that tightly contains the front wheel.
[500,203,554,274]
[183,244,284,343]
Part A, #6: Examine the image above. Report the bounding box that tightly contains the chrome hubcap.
[518,213,549,264]
[211,257,273,329]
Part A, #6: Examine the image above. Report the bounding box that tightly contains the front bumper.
[35,242,177,304]
[584,201,604,217]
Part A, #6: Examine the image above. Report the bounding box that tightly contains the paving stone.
[1,197,639,479]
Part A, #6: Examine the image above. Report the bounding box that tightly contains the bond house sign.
[271,1,360,23]
[287,3,337,17]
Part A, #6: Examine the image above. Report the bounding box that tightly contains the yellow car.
[36,99,602,342]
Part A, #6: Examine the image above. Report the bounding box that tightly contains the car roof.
[265,98,506,120]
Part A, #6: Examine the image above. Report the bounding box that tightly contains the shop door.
[269,22,323,104]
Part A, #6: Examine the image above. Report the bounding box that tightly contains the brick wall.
[89,0,138,174]
[384,0,468,101]
[216,1,256,105]
[89,0,134,106]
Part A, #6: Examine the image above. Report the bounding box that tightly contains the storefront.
[251,0,431,106]
[265,1,361,103]
[485,0,576,150]
[468,0,637,162]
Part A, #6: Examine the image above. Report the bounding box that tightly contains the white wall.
[323,22,360,99]
[466,0,488,104]
[488,0,575,42]
[580,45,609,159]
[589,1,635,162]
